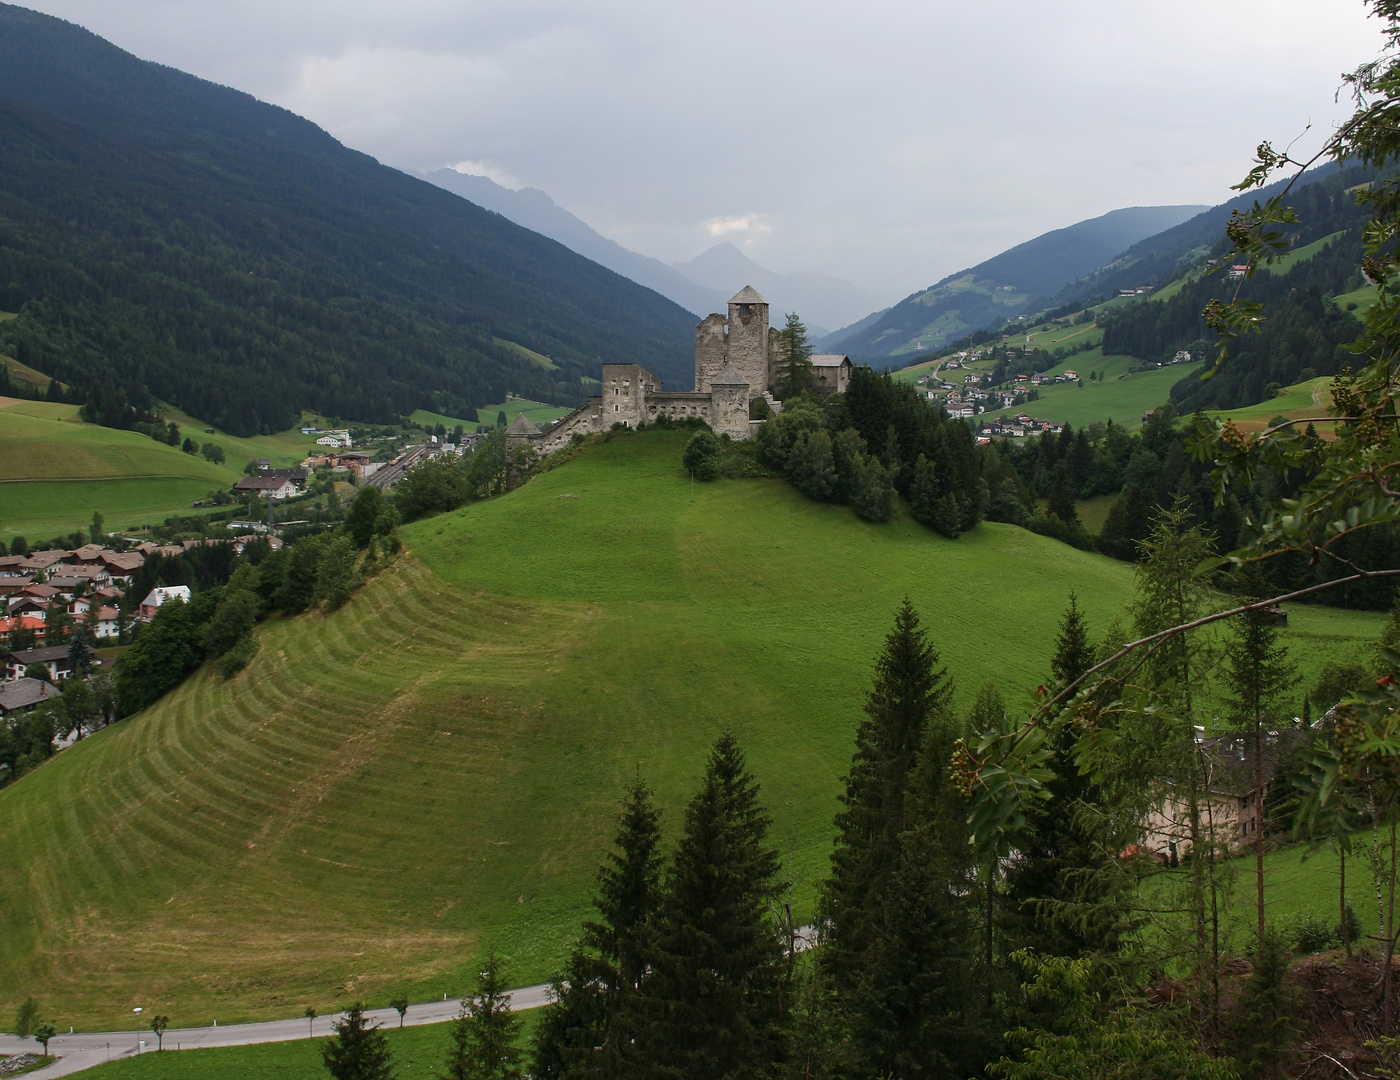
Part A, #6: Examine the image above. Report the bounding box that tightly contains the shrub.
[219,633,258,679]
[682,430,722,481]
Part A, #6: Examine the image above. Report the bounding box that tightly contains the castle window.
[614,404,619,412]
[614,388,619,395]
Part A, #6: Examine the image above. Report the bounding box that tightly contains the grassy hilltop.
[0,430,1381,1031]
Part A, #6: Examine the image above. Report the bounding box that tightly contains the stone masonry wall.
[727,300,769,399]
[694,314,727,393]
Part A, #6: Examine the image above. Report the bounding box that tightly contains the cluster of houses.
[232,451,383,502]
[977,414,1065,441]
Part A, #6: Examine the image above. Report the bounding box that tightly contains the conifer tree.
[625,734,786,1080]
[1003,595,1135,966]
[773,312,814,400]
[819,599,950,999]
[535,776,663,1079]
[322,1004,393,1080]
[442,952,524,1080]
[845,665,990,1080]
[1047,461,1078,525]
[1050,592,1092,689]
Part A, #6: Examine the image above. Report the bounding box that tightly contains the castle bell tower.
[727,285,771,399]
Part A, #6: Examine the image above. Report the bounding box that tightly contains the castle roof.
[505,413,542,436]
[730,285,768,305]
[810,353,851,367]
[710,363,750,386]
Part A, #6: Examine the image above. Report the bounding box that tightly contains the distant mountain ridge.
[423,170,893,333]
[0,4,697,434]
[831,205,1209,360]
[670,243,894,337]
[423,169,728,318]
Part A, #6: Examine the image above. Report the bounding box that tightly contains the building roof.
[0,678,60,714]
[100,552,145,572]
[9,643,96,665]
[140,586,192,608]
[235,476,293,491]
[710,363,750,386]
[730,285,768,305]
[505,414,542,436]
[809,354,851,368]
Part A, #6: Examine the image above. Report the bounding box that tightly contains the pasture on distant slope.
[0,394,325,541]
[0,430,1381,1032]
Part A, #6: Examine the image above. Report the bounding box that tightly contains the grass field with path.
[0,430,1381,1033]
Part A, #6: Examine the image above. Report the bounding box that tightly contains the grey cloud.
[18,0,1388,298]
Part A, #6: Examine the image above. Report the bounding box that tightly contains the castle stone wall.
[694,314,728,394]
[709,382,750,440]
[727,299,770,399]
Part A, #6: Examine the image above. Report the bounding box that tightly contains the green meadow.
[0,390,333,542]
[470,398,572,428]
[0,429,1380,1033]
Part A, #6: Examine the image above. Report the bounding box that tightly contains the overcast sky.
[20,0,1388,300]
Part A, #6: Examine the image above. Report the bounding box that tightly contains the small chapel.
[505,286,852,455]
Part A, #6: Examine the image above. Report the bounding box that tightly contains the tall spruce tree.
[819,599,951,1000]
[624,734,786,1080]
[1050,592,1092,689]
[773,312,814,400]
[534,776,663,1079]
[1003,595,1135,966]
[442,952,524,1080]
[1130,500,1225,1039]
[844,665,991,1080]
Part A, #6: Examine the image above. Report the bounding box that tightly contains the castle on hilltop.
[506,286,852,455]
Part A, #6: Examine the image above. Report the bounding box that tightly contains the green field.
[0,430,1381,1033]
[1206,376,1335,433]
[408,408,475,431]
[0,394,330,542]
[470,399,573,428]
[978,359,1205,429]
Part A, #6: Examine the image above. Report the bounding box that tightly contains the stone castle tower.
[694,285,778,399]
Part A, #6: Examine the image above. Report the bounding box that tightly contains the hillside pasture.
[0,430,1380,1031]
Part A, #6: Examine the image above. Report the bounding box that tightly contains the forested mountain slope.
[830,205,1206,359]
[1095,166,1377,411]
[0,5,695,435]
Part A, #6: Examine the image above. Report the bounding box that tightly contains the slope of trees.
[0,6,694,435]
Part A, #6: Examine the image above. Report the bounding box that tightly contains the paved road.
[0,929,815,1077]
[0,984,554,1078]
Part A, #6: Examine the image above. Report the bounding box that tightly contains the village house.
[0,677,61,717]
[138,585,192,622]
[234,475,299,501]
[2,643,99,684]
[0,615,45,647]
[1143,728,1302,862]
